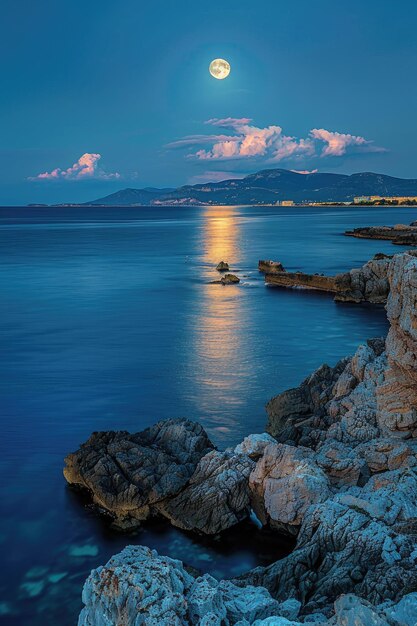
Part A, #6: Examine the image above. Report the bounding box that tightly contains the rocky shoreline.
[261,253,398,303]
[345,221,417,246]
[65,251,417,625]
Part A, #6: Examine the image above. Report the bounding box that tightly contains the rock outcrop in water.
[70,252,417,622]
[211,273,241,285]
[216,261,230,271]
[264,253,396,303]
[345,222,417,246]
[64,418,253,534]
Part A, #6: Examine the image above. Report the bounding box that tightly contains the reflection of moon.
[209,58,231,80]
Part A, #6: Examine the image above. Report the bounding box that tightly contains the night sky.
[1,0,417,204]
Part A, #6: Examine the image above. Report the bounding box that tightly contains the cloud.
[291,169,319,174]
[205,117,253,128]
[310,129,372,157]
[168,119,384,164]
[29,153,121,181]
[188,170,245,184]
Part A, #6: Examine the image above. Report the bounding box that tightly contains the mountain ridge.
[86,168,417,206]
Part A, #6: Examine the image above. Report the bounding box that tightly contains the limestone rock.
[64,418,214,530]
[249,443,331,534]
[234,433,276,459]
[155,450,255,534]
[334,255,391,304]
[78,546,299,626]
[241,498,416,615]
[78,546,194,626]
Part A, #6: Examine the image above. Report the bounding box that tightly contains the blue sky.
[1,0,417,204]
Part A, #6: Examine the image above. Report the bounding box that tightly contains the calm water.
[0,204,415,624]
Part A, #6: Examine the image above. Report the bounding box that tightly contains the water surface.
[1,204,415,624]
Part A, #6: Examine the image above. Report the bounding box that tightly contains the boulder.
[210,273,241,285]
[78,546,194,626]
[221,274,240,285]
[216,261,230,271]
[249,443,331,534]
[234,433,276,460]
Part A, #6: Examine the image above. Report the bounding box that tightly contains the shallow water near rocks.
[0,204,415,624]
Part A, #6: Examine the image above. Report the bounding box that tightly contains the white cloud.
[29,153,121,181]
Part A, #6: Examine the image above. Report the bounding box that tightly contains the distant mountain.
[86,169,417,206]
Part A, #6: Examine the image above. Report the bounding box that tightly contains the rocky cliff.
[66,252,417,624]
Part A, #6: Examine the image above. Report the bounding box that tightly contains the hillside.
[87,169,417,206]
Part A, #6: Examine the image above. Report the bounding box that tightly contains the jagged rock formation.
[334,254,392,303]
[71,252,417,622]
[78,545,417,625]
[264,254,394,303]
[64,419,253,534]
[78,546,303,626]
[155,450,254,534]
[345,223,417,246]
[253,253,417,613]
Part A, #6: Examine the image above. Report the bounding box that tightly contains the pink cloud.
[309,129,382,157]
[168,119,384,164]
[29,153,121,181]
[194,119,314,162]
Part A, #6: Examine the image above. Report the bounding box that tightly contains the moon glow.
[209,58,231,80]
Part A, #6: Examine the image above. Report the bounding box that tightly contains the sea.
[0,204,415,624]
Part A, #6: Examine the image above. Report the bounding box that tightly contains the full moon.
[209,58,231,80]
